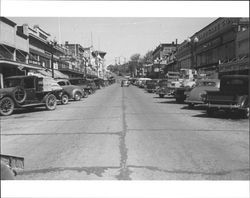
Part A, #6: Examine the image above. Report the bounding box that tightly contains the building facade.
[0,17,38,87]
[151,42,178,78]
[176,17,249,78]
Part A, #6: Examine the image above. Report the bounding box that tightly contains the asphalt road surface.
[1,83,249,180]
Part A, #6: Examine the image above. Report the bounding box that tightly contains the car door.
[23,77,37,104]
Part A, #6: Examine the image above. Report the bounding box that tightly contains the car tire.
[0,97,15,116]
[83,91,88,98]
[61,94,69,105]
[13,86,26,104]
[45,94,57,110]
[159,94,164,98]
[74,91,82,101]
[241,107,249,119]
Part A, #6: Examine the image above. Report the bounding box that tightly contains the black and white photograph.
[0,1,249,198]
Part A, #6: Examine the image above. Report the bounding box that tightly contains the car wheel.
[159,94,164,98]
[74,92,82,101]
[241,107,249,119]
[84,91,88,98]
[45,94,57,110]
[13,86,26,104]
[0,97,15,116]
[61,94,69,105]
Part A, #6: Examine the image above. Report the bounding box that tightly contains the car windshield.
[4,78,22,88]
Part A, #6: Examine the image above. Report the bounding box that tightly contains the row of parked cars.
[130,74,249,119]
[0,75,115,116]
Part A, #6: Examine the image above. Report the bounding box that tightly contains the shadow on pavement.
[155,100,180,104]
[13,107,49,115]
[153,96,173,99]
[181,105,206,111]
[192,111,246,120]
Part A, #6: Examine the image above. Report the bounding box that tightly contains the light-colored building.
[0,17,38,87]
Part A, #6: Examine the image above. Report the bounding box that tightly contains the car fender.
[237,95,249,108]
[72,89,83,97]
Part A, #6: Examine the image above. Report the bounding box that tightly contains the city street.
[0,83,249,180]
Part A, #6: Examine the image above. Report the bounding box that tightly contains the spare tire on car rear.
[13,86,26,104]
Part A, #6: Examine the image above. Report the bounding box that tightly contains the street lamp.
[154,57,163,78]
[48,40,57,78]
[186,36,199,69]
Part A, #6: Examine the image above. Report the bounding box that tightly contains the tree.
[130,53,141,62]
[142,50,153,64]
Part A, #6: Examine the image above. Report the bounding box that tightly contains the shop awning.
[0,59,41,70]
[29,69,69,79]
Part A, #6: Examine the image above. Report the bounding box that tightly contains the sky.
[11,17,216,65]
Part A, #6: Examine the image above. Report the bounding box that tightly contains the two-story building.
[151,42,177,78]
[219,23,249,76]
[24,24,68,78]
[92,50,107,78]
[60,42,86,78]
[0,17,39,87]
[176,17,249,78]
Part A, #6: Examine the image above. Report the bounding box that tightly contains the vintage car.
[204,75,249,118]
[0,76,62,116]
[184,79,220,108]
[121,80,130,87]
[156,72,181,98]
[88,79,98,92]
[137,78,151,88]
[56,79,85,101]
[69,78,94,95]
[155,79,169,98]
[146,79,159,93]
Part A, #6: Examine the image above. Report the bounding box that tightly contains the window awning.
[29,69,69,79]
[0,59,42,70]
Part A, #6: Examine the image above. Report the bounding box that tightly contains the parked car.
[174,79,197,103]
[121,80,130,87]
[56,79,85,101]
[0,76,61,116]
[204,75,249,118]
[87,79,98,93]
[184,79,220,108]
[155,79,169,98]
[146,79,159,93]
[69,78,91,96]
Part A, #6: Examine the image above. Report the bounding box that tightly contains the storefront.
[219,57,249,77]
[0,59,41,88]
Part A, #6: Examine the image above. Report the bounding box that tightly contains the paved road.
[1,83,249,180]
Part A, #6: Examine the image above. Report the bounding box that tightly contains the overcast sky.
[11,17,216,65]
